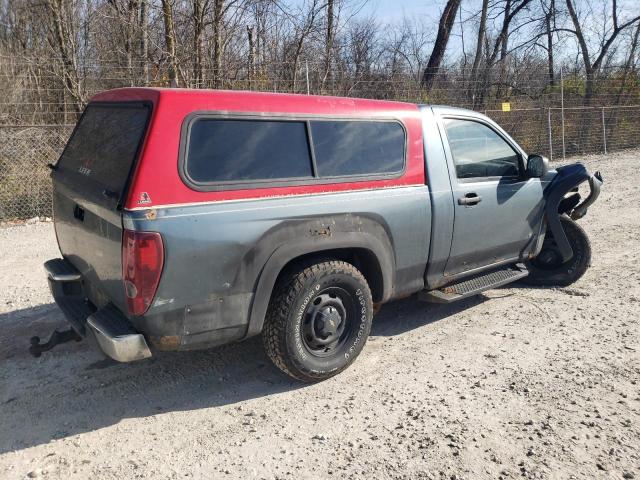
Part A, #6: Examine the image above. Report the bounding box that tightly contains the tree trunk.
[126,0,138,86]
[212,0,224,88]
[193,0,205,87]
[139,0,149,84]
[470,0,489,106]
[565,0,592,105]
[496,0,512,98]
[321,0,334,92]
[161,0,179,87]
[608,23,640,140]
[46,0,83,113]
[545,0,555,86]
[247,25,255,87]
[421,0,461,90]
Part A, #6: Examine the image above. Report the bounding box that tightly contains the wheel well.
[277,248,385,302]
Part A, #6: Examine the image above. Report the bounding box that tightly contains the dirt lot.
[1,150,639,480]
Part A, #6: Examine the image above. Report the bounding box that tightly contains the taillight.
[122,230,164,316]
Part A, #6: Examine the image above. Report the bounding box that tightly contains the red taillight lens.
[122,230,164,316]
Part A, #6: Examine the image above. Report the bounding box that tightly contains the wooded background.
[0,0,639,219]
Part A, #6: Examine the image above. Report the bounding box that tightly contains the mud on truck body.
[33,88,602,381]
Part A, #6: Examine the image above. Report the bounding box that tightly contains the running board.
[419,264,529,304]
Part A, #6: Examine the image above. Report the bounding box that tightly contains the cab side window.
[444,118,520,179]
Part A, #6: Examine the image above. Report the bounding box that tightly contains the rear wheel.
[263,260,373,382]
[523,215,591,287]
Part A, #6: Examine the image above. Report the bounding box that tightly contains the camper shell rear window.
[54,102,151,206]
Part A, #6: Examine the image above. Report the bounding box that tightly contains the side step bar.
[419,264,528,304]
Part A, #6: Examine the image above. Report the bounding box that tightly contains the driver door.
[439,114,544,277]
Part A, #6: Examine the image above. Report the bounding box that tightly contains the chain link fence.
[0,103,638,221]
[0,125,72,220]
[487,105,640,160]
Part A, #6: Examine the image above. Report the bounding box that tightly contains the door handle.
[458,193,482,206]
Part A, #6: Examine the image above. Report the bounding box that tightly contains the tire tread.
[524,216,592,287]
[262,260,370,382]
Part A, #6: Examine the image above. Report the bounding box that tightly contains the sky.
[363,0,441,22]
[286,0,444,24]
[287,0,640,65]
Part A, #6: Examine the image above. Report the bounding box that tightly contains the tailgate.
[51,102,151,313]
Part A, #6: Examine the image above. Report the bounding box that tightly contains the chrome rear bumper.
[87,310,152,362]
[44,258,152,362]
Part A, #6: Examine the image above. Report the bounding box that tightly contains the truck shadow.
[0,295,486,454]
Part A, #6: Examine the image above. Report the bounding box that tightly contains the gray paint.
[50,104,566,353]
[53,181,127,313]
[430,106,546,277]
[419,106,456,289]
[124,186,431,347]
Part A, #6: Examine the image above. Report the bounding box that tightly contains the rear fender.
[544,163,603,262]
[244,229,395,339]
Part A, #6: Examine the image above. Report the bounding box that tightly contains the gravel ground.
[1,150,639,480]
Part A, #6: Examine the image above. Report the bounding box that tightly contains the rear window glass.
[57,103,150,197]
[310,121,405,177]
[185,119,313,183]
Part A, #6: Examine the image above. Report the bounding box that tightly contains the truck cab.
[35,88,602,381]
[422,105,546,286]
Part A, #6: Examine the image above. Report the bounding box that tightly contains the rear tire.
[523,215,591,287]
[263,260,373,382]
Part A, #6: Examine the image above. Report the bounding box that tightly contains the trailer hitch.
[29,328,82,358]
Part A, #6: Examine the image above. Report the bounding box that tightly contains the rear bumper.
[44,258,152,362]
[87,306,152,362]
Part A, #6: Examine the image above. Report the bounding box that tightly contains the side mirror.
[526,154,549,178]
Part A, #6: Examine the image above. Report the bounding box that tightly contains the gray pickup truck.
[34,88,602,382]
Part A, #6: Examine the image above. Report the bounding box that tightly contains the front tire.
[263,260,373,382]
[523,215,591,287]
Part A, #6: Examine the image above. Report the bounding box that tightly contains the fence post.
[601,107,607,154]
[305,60,310,95]
[560,66,566,161]
[547,108,553,161]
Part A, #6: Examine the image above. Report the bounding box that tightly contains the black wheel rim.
[301,286,355,357]
[531,236,566,270]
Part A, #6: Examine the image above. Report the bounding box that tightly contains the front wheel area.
[263,260,373,382]
[523,215,592,287]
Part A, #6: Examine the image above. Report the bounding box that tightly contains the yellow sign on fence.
[502,102,511,112]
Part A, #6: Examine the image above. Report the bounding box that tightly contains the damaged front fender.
[544,163,603,262]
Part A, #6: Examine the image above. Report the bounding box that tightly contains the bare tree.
[247,24,256,82]
[322,0,335,91]
[44,0,84,113]
[564,0,640,104]
[192,0,210,87]
[469,0,489,105]
[281,0,323,92]
[106,0,142,86]
[471,0,489,81]
[542,0,556,86]
[161,0,180,86]
[212,0,225,87]
[139,0,149,84]
[1,0,640,126]
[421,0,461,90]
